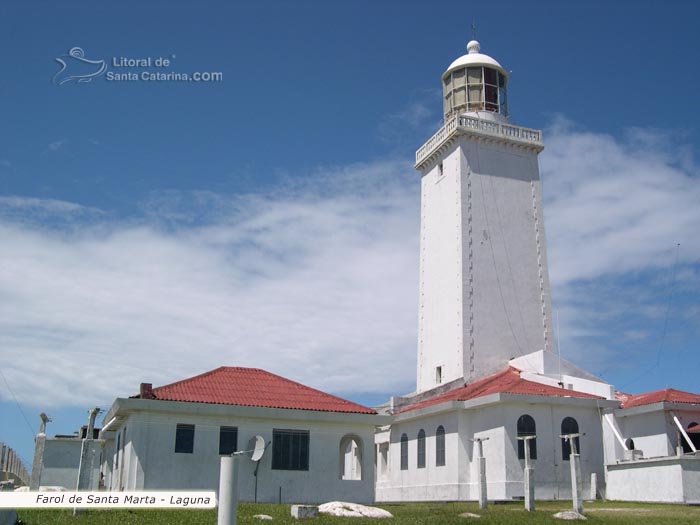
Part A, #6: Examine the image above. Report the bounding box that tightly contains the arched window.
[625,438,635,451]
[400,433,408,470]
[517,415,537,460]
[436,426,446,467]
[339,435,362,480]
[684,422,700,453]
[561,417,580,460]
[417,430,426,469]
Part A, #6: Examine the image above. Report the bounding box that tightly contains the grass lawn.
[17,500,700,524]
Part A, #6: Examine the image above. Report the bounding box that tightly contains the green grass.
[17,500,700,524]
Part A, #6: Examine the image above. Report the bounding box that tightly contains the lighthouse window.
[484,68,499,112]
[484,67,497,85]
[499,87,508,115]
[467,67,481,84]
[485,85,498,111]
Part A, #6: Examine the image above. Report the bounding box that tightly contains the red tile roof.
[397,368,601,414]
[618,388,700,409]
[138,367,376,414]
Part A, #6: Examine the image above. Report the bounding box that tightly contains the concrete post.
[472,438,489,510]
[29,434,46,490]
[562,433,584,514]
[76,408,100,490]
[218,455,240,525]
[522,437,535,512]
[517,436,536,511]
[589,472,597,501]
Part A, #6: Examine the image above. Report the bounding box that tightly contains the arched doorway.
[339,435,362,480]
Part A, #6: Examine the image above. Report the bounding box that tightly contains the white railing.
[415,116,542,165]
[415,116,459,165]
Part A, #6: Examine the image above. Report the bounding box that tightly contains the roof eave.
[393,391,614,421]
[102,397,388,425]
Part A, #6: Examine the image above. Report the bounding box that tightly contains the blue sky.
[1,0,699,469]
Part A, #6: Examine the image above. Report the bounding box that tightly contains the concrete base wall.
[606,456,700,503]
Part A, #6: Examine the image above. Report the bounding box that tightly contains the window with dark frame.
[561,417,580,461]
[175,423,195,454]
[272,429,309,471]
[115,432,121,468]
[436,425,446,466]
[400,433,408,470]
[517,415,537,460]
[417,429,426,469]
[219,426,238,456]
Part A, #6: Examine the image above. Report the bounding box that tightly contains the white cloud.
[541,118,700,286]
[1,121,699,408]
[0,196,103,225]
[45,139,68,153]
[377,91,442,147]
[0,160,420,407]
[540,119,700,382]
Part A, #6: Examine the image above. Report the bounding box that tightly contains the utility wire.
[0,367,36,438]
[618,243,681,390]
[654,243,681,367]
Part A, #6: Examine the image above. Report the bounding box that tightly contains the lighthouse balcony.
[415,115,543,168]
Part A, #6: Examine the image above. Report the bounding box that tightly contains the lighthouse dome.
[444,40,508,78]
[441,40,509,121]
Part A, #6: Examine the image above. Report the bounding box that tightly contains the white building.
[375,39,700,504]
[415,39,553,391]
[32,37,699,506]
[604,389,700,503]
[99,367,385,504]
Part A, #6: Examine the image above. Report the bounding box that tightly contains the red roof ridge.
[397,367,601,414]
[620,387,700,409]
[135,366,376,415]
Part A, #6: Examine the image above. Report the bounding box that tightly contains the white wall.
[39,439,101,490]
[377,398,605,502]
[376,412,460,501]
[607,456,700,503]
[417,145,465,391]
[416,131,553,393]
[102,401,377,504]
[463,139,552,381]
[38,439,81,489]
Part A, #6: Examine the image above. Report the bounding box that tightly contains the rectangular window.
[219,426,238,456]
[272,429,309,471]
[435,366,442,383]
[175,424,195,454]
[115,432,121,468]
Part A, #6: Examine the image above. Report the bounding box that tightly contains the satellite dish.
[249,435,266,462]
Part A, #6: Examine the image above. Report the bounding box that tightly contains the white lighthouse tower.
[415,40,553,392]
